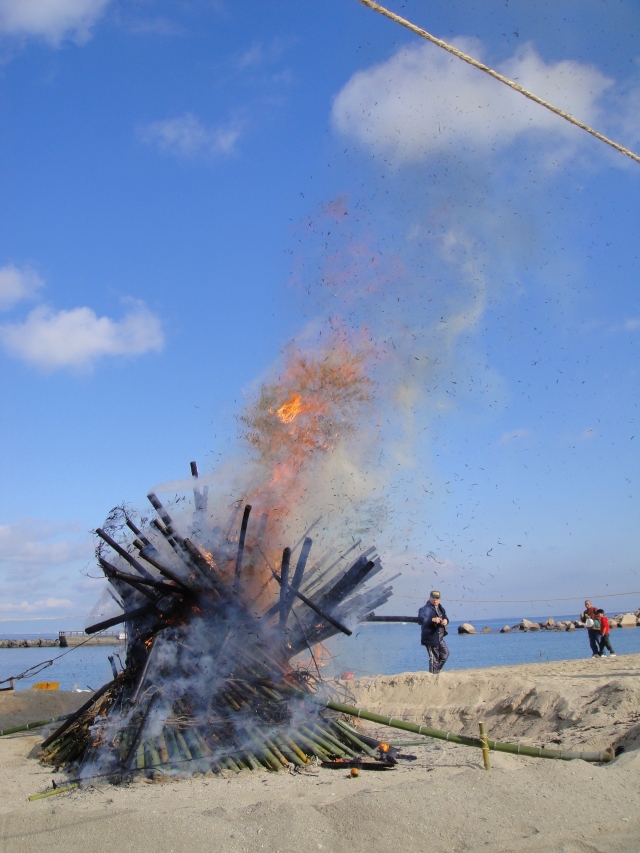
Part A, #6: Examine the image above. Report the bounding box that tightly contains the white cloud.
[0,264,44,310]
[0,300,163,371]
[0,597,74,613]
[0,520,93,566]
[500,428,530,444]
[624,318,640,331]
[332,40,616,164]
[0,0,110,44]
[139,112,242,159]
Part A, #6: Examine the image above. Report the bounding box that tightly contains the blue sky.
[0,0,639,633]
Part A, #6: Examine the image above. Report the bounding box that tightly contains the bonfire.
[39,344,399,781]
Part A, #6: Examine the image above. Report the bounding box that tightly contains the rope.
[356,0,640,166]
[0,632,112,686]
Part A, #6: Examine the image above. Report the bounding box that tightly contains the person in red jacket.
[597,609,616,657]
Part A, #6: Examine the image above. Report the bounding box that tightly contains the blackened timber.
[95,528,156,581]
[263,564,352,637]
[125,517,142,537]
[182,538,224,592]
[85,603,157,635]
[99,558,159,602]
[317,557,376,612]
[190,461,199,477]
[40,679,116,749]
[147,493,175,531]
[100,560,184,597]
[134,543,195,592]
[234,504,252,587]
[279,548,291,628]
[283,537,312,625]
[146,494,219,591]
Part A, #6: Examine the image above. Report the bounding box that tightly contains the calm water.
[321,616,640,678]
[0,641,119,692]
[2,618,640,690]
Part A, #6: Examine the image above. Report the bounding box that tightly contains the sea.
[2,616,640,691]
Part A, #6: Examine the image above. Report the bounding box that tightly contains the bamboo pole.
[0,713,73,737]
[356,0,640,166]
[479,722,491,771]
[324,699,614,763]
[29,783,79,801]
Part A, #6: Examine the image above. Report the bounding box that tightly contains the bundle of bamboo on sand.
[39,465,397,783]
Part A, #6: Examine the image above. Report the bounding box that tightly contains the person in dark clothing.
[418,590,449,674]
[580,599,602,657]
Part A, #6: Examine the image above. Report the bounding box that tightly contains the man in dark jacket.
[580,599,602,657]
[418,590,450,674]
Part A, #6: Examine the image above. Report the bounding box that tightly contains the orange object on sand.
[31,682,60,690]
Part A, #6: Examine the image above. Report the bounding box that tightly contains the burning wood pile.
[39,467,396,781]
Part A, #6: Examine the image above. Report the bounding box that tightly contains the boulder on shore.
[566,623,576,631]
[620,613,637,627]
[500,625,511,633]
[458,623,477,634]
[520,619,540,631]
[542,617,555,629]
[481,626,491,633]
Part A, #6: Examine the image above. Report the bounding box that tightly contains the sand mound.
[346,653,640,752]
[0,691,88,732]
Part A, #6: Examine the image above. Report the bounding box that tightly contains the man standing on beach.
[418,590,450,674]
[580,599,601,657]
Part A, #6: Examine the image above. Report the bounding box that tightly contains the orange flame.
[276,393,303,424]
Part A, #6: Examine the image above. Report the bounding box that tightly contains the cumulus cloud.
[0,264,44,310]
[332,40,618,164]
[0,597,74,613]
[0,520,93,566]
[0,300,164,371]
[139,112,242,159]
[0,0,110,44]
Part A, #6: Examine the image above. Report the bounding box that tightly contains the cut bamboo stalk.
[1,713,74,738]
[29,783,79,801]
[479,722,491,771]
[300,724,345,756]
[136,743,145,770]
[262,735,289,766]
[174,731,193,761]
[157,732,170,765]
[281,733,309,763]
[334,720,378,757]
[272,735,305,767]
[312,724,358,757]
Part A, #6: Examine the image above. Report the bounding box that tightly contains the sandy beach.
[1,654,639,853]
